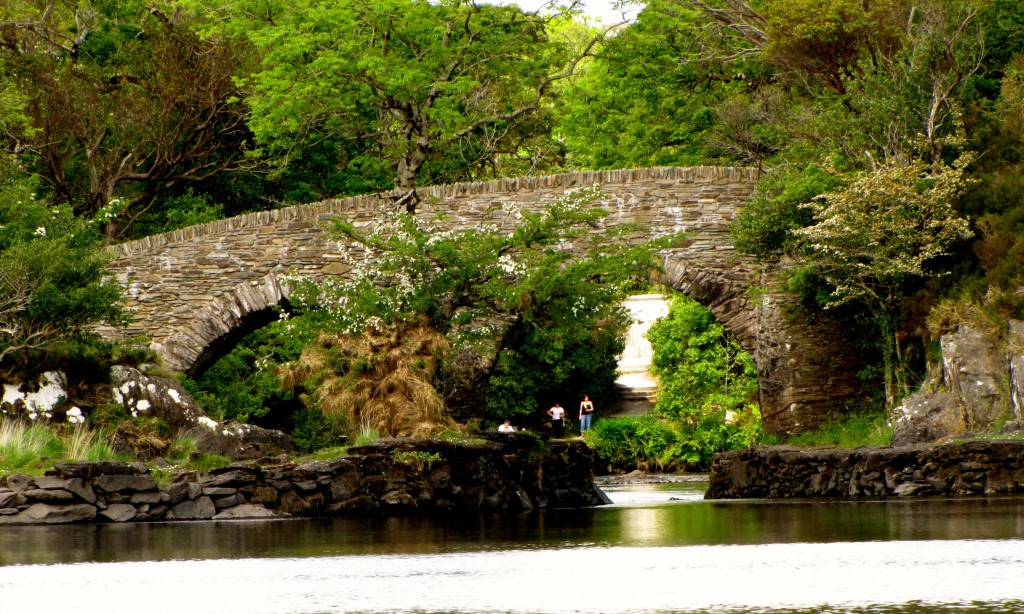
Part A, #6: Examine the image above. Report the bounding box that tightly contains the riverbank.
[705,439,1024,499]
[0,434,605,525]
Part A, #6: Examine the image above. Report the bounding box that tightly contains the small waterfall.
[613,294,669,415]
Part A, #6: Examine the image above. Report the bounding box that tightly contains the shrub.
[786,408,892,448]
[730,165,842,260]
[584,294,763,471]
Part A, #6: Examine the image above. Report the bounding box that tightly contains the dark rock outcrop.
[891,323,1024,446]
[110,366,294,460]
[706,440,1024,499]
[0,435,604,525]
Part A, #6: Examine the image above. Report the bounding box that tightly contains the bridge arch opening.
[155,274,292,376]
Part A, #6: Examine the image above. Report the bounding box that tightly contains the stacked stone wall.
[705,440,1024,499]
[0,436,603,525]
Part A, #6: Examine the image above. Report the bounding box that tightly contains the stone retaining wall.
[705,441,1024,499]
[0,436,604,525]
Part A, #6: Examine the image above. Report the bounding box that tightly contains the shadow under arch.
[154,273,292,377]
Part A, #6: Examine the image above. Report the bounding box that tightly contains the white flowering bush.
[281,187,684,421]
[796,153,975,405]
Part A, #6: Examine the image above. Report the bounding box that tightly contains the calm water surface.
[2,480,1023,613]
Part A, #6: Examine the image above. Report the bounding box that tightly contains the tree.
[795,153,974,405]
[0,0,255,238]
[185,0,606,210]
[556,0,739,169]
[0,157,127,367]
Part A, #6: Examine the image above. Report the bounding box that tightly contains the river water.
[2,481,1023,613]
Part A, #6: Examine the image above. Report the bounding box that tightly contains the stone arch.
[656,251,868,435]
[98,166,869,435]
[658,250,759,351]
[154,273,290,375]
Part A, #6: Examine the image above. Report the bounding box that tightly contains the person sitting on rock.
[498,419,515,433]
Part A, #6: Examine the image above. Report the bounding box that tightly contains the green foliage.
[353,424,381,447]
[289,406,351,453]
[187,0,578,190]
[731,165,843,260]
[0,420,122,476]
[128,190,225,239]
[784,408,893,448]
[647,294,761,465]
[585,294,762,471]
[648,295,759,419]
[184,312,320,425]
[287,187,675,423]
[556,1,735,169]
[0,169,128,369]
[184,454,233,473]
[390,449,443,468]
[0,0,254,236]
[586,415,682,471]
[796,154,975,404]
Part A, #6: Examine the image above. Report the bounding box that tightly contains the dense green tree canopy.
[183,0,601,210]
[0,0,255,238]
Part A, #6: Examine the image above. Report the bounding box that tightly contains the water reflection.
[2,484,1024,613]
[3,485,1024,566]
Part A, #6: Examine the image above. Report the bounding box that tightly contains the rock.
[0,489,26,508]
[891,391,964,447]
[440,313,517,423]
[33,477,97,504]
[110,366,207,429]
[110,366,294,461]
[22,489,74,502]
[0,503,97,524]
[891,323,1021,445]
[212,504,285,520]
[3,474,33,491]
[706,441,1024,499]
[99,504,138,522]
[169,496,216,520]
[194,420,295,461]
[50,461,148,479]
[892,482,930,496]
[92,475,159,494]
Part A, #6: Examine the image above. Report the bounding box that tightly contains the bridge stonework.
[101,167,864,435]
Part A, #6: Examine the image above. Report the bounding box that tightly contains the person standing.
[579,394,595,434]
[547,402,565,438]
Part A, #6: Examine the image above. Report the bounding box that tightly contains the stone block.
[99,504,138,523]
[93,474,159,494]
[213,504,284,520]
[169,496,216,520]
[0,503,97,524]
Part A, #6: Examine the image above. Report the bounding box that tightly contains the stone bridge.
[101,167,865,435]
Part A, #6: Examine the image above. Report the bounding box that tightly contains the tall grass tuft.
[0,420,61,472]
[0,419,122,474]
[281,320,455,439]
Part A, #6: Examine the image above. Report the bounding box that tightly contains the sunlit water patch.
[3,483,1024,613]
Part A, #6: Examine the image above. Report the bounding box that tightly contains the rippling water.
[2,481,1023,613]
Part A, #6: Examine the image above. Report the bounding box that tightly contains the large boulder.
[110,366,294,460]
[891,323,1021,446]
